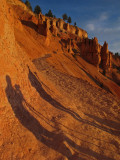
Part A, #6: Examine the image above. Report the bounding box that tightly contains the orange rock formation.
[79,38,112,71]
[101,41,112,71]
[37,14,88,39]
[0,0,120,160]
[79,37,101,68]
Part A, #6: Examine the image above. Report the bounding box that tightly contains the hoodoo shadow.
[5,75,115,160]
[85,114,120,131]
[28,68,120,137]
[21,20,38,31]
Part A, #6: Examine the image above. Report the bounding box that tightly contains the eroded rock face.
[29,15,38,25]
[60,38,73,53]
[82,30,88,39]
[76,28,82,37]
[100,42,112,70]
[57,19,65,30]
[38,14,50,37]
[50,20,57,36]
[37,14,88,39]
[79,37,101,68]
[70,26,76,34]
[79,38,112,70]
[66,23,70,32]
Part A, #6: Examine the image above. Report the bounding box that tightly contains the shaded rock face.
[79,38,112,70]
[29,15,38,25]
[64,23,70,31]
[79,37,101,68]
[38,14,50,37]
[67,38,72,53]
[100,42,112,71]
[61,38,73,53]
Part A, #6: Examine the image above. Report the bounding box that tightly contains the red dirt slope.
[0,0,120,160]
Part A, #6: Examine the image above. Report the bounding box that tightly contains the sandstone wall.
[79,37,101,68]
[57,19,65,30]
[82,30,88,39]
[69,25,76,34]
[75,28,82,37]
[38,15,51,36]
[79,38,112,70]
[38,15,88,39]
[60,38,73,53]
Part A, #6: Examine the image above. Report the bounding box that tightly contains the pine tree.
[45,10,53,17]
[34,5,42,14]
[25,0,32,11]
[62,14,68,21]
[74,22,77,26]
[67,16,72,23]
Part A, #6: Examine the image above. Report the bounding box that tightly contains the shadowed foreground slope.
[5,74,118,160]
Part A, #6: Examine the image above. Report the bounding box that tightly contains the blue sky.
[23,0,120,53]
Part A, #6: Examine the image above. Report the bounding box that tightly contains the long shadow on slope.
[21,20,38,31]
[5,75,115,160]
[28,67,82,121]
[5,75,72,159]
[28,68,120,137]
[85,114,120,131]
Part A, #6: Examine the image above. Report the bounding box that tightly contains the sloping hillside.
[0,0,120,160]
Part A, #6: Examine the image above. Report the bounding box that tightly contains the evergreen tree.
[74,22,77,26]
[67,16,72,23]
[25,0,32,11]
[45,10,53,17]
[62,13,68,21]
[34,5,42,14]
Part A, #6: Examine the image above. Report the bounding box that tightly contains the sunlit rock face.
[79,37,101,69]
[79,38,112,71]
